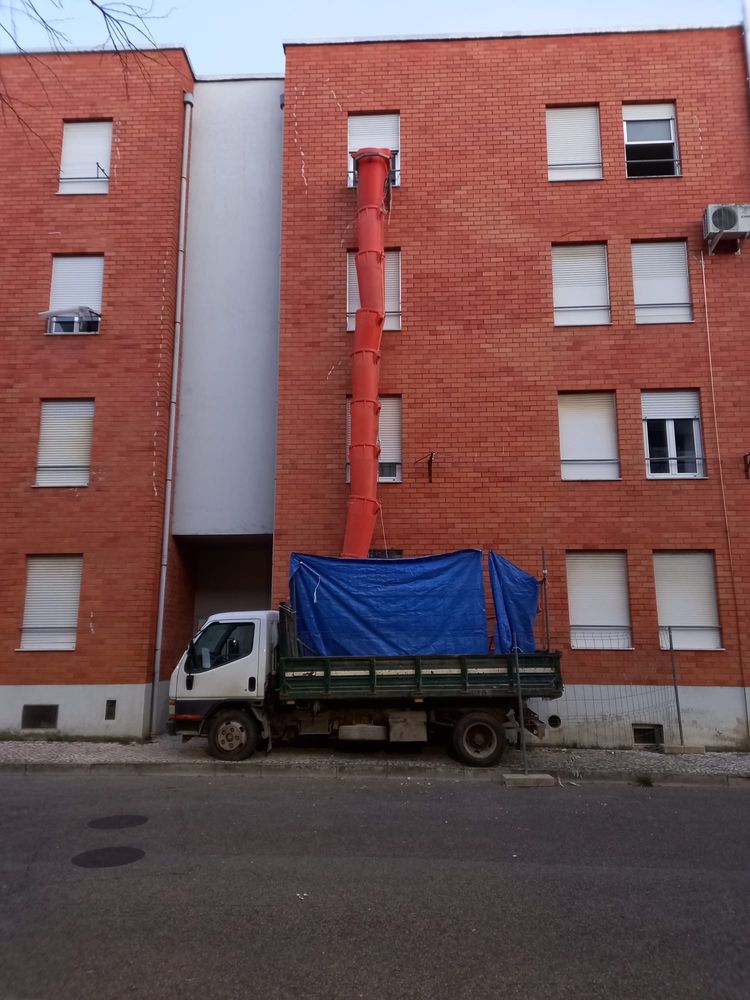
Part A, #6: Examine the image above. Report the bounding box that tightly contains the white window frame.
[19,555,83,651]
[631,241,692,324]
[45,255,104,335]
[653,551,722,650]
[558,392,620,480]
[346,397,402,483]
[623,103,680,178]
[566,551,633,650]
[35,400,95,488]
[347,250,401,330]
[58,121,112,195]
[641,391,704,479]
[347,113,400,187]
[546,106,603,181]
[551,244,611,326]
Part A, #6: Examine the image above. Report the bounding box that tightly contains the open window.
[59,121,112,194]
[623,103,680,178]
[42,256,104,335]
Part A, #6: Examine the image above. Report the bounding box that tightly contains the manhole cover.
[87,814,148,830]
[72,847,145,869]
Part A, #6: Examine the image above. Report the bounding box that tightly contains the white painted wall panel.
[174,79,283,536]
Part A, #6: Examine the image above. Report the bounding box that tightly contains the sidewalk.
[1,734,749,784]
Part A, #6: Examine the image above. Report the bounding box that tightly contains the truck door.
[178,619,261,701]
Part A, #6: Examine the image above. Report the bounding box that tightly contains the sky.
[1,0,744,76]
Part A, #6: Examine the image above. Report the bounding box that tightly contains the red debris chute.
[341,148,391,558]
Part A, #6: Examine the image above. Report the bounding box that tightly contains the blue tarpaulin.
[488,552,539,654]
[289,550,490,656]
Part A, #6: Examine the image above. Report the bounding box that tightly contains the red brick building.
[0,49,195,736]
[275,28,750,747]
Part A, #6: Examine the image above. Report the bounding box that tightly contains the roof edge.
[283,23,740,50]
[0,45,196,79]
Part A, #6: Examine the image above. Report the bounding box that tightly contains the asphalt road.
[1,774,748,1000]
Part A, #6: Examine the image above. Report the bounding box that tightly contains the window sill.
[635,319,693,326]
[56,190,109,196]
[32,484,90,489]
[554,322,613,329]
[548,177,604,183]
[560,477,622,482]
[15,648,76,652]
[625,174,682,180]
[45,330,100,337]
[646,475,707,481]
[571,646,635,652]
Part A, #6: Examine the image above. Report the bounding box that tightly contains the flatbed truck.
[168,608,563,767]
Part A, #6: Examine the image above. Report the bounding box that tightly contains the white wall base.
[528,684,750,750]
[0,683,171,739]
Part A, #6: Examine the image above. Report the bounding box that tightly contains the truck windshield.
[188,622,255,672]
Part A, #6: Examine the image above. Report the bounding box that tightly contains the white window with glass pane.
[19,555,83,651]
[346,397,402,482]
[623,103,680,178]
[347,251,401,330]
[631,241,692,323]
[641,391,704,478]
[566,552,632,649]
[552,244,610,325]
[59,121,112,194]
[36,400,95,487]
[546,106,602,181]
[347,113,400,186]
[44,256,104,334]
[558,393,619,480]
[653,552,721,650]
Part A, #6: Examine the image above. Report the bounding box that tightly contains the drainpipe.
[341,148,391,558]
[148,90,194,736]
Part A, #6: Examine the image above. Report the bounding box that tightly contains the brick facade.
[275,30,750,701]
[0,52,194,707]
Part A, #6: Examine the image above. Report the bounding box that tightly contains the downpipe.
[148,90,194,736]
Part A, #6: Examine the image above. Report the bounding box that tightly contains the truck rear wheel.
[452,712,506,767]
[207,709,258,762]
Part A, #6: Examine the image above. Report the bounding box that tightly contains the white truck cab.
[168,610,278,755]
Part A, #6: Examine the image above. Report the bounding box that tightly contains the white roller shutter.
[623,103,676,121]
[36,400,95,487]
[552,245,610,325]
[347,113,400,186]
[653,552,721,650]
[558,393,619,479]
[348,113,400,153]
[59,121,112,194]
[346,397,402,482]
[49,256,104,313]
[546,106,602,181]
[347,251,401,330]
[631,242,691,323]
[566,552,632,649]
[20,556,83,651]
[641,390,699,420]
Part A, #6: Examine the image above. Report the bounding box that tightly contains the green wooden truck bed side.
[277,652,562,701]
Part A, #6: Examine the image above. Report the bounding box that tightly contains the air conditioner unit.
[703,203,750,245]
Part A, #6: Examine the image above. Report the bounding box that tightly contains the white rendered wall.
[174,78,283,535]
[0,684,153,739]
[529,685,750,750]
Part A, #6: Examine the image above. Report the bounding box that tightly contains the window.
[566,552,632,649]
[653,552,721,650]
[59,121,112,194]
[641,391,704,478]
[631,241,691,323]
[546,106,602,181]
[20,555,83,651]
[348,113,400,186]
[35,400,95,487]
[45,256,104,334]
[188,621,256,672]
[347,250,401,330]
[551,244,610,326]
[346,397,402,482]
[623,103,680,178]
[558,393,619,480]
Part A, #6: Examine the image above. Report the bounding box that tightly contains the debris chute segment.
[341,148,391,558]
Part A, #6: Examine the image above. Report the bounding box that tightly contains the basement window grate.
[105,699,116,721]
[368,549,404,559]
[632,723,663,746]
[22,704,59,730]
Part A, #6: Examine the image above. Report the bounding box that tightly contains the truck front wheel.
[207,709,258,762]
[452,712,506,767]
